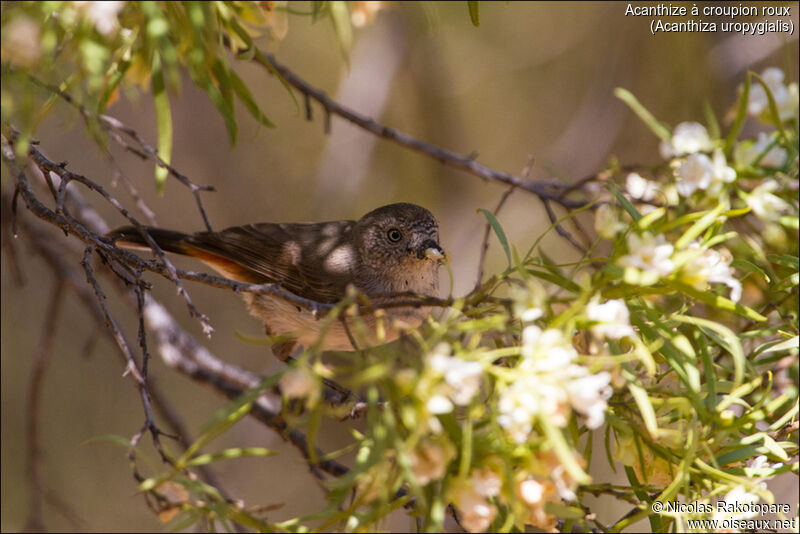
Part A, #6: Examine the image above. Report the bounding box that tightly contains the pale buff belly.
[242,292,429,351]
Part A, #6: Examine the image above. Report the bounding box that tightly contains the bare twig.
[252,51,586,210]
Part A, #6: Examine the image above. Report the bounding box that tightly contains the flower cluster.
[424,343,483,415]
[497,326,612,443]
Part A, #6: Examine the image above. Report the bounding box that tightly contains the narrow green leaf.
[703,99,720,140]
[724,72,750,153]
[767,254,799,270]
[755,336,799,356]
[675,202,726,250]
[186,447,277,467]
[627,381,659,438]
[607,184,642,222]
[228,68,274,128]
[526,269,581,293]
[614,88,671,142]
[479,208,511,267]
[750,71,789,145]
[670,281,767,322]
[467,1,480,26]
[673,314,745,388]
[151,53,172,193]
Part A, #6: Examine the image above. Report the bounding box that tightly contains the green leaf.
[767,254,799,270]
[228,68,274,128]
[627,380,659,438]
[479,208,511,268]
[186,447,277,467]
[526,269,581,293]
[467,1,480,26]
[669,281,767,322]
[673,314,745,388]
[724,72,750,153]
[674,201,726,250]
[606,184,641,222]
[151,53,172,193]
[614,88,671,142]
[328,1,353,61]
[750,71,789,145]
[755,336,799,357]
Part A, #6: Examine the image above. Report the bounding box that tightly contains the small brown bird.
[109,203,446,360]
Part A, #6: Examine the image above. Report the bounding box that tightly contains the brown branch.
[252,51,585,210]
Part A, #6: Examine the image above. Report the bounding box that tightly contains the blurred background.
[2,1,798,531]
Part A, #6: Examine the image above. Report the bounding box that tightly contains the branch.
[252,51,586,210]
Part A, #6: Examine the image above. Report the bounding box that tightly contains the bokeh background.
[2,1,798,531]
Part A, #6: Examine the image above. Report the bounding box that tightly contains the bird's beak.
[418,239,448,264]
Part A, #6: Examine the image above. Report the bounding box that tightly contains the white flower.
[408,441,451,486]
[587,298,635,340]
[279,368,315,398]
[746,180,792,222]
[713,486,761,522]
[619,233,675,279]
[521,326,578,373]
[747,67,799,121]
[676,149,735,198]
[660,122,713,159]
[564,369,612,429]
[734,132,788,169]
[73,1,125,36]
[426,344,483,410]
[679,243,742,303]
[497,375,541,443]
[499,327,612,441]
[450,483,497,533]
[426,394,454,414]
[519,479,546,505]
[594,203,626,239]
[626,172,660,201]
[511,281,546,323]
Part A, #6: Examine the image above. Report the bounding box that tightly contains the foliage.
[1,2,798,533]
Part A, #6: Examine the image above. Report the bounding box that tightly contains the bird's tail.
[107,226,194,256]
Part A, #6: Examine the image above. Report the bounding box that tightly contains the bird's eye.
[387,228,403,243]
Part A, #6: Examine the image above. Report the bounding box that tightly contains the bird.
[108,202,446,360]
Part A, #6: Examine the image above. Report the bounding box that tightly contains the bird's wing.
[186,221,356,304]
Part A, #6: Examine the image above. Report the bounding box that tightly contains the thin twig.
[252,51,585,210]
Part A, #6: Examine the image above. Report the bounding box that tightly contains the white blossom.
[626,172,660,201]
[659,122,713,159]
[498,327,612,442]
[586,298,635,340]
[426,343,483,412]
[676,149,735,198]
[746,180,792,222]
[680,243,742,303]
[564,369,612,429]
[619,233,675,279]
[713,486,761,524]
[734,132,788,169]
[746,67,799,121]
[73,1,125,36]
